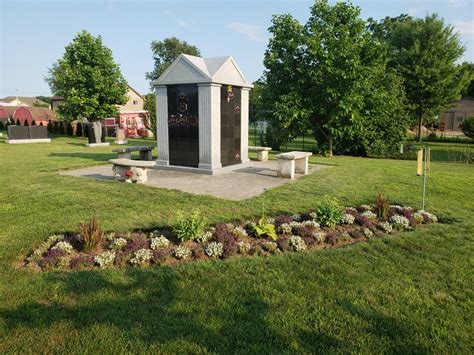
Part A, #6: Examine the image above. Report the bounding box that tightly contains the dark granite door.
[167,85,199,167]
[220,85,241,167]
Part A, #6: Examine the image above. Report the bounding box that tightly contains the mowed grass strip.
[0,134,473,353]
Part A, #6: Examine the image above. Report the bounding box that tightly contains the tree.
[461,117,474,140]
[144,93,156,133]
[46,30,128,143]
[369,14,469,141]
[261,0,408,155]
[145,37,201,81]
[460,62,474,98]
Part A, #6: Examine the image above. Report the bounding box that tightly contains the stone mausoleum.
[152,54,253,174]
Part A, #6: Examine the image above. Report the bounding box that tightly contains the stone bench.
[249,146,272,162]
[108,159,156,184]
[112,146,154,161]
[275,151,313,179]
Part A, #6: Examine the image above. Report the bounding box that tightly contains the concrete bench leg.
[140,150,153,161]
[117,152,132,159]
[277,159,295,179]
[112,164,130,181]
[133,167,148,184]
[295,157,309,175]
[257,150,269,162]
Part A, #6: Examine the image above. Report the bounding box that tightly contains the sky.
[1,0,473,97]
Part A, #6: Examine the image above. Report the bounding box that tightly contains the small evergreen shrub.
[315,197,344,227]
[58,121,65,135]
[47,120,53,133]
[16,118,21,125]
[174,210,206,241]
[460,116,474,140]
[76,122,83,136]
[23,120,29,126]
[0,121,5,130]
[31,119,36,126]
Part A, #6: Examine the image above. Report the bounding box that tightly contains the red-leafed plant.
[78,217,104,251]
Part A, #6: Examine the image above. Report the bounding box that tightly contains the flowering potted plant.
[124,169,134,183]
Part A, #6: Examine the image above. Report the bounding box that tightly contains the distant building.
[49,84,150,137]
[0,96,49,107]
[0,105,56,126]
[438,98,474,134]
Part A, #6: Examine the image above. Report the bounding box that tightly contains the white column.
[155,85,169,166]
[198,83,222,170]
[240,87,251,163]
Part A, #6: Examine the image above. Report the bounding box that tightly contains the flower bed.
[25,203,438,271]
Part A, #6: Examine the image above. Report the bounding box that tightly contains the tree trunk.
[417,114,423,142]
[92,121,102,144]
[328,135,333,157]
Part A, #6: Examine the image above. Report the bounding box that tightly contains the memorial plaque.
[7,126,29,140]
[29,125,48,139]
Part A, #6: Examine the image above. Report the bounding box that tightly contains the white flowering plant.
[262,241,278,253]
[130,248,153,266]
[238,241,251,254]
[52,241,74,254]
[109,237,128,250]
[361,210,377,220]
[418,210,438,223]
[205,242,224,258]
[390,215,410,229]
[94,251,116,268]
[340,213,355,225]
[174,245,191,260]
[289,235,306,252]
[151,236,170,250]
[378,221,393,233]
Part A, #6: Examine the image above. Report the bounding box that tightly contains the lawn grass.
[0,135,473,353]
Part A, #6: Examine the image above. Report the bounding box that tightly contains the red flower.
[124,170,133,178]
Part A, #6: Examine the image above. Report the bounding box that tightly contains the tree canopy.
[261,0,408,155]
[46,31,128,122]
[146,37,201,81]
[368,14,469,141]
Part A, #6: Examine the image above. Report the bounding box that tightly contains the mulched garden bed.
[25,203,438,271]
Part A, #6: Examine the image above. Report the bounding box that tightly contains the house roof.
[1,96,49,107]
[152,54,253,88]
[0,105,56,121]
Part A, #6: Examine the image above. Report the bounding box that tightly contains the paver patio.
[61,161,330,200]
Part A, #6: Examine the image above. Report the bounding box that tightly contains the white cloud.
[448,0,467,7]
[227,22,266,42]
[177,20,192,27]
[455,20,474,35]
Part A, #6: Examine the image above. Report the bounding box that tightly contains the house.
[117,85,150,138]
[0,105,56,126]
[438,98,474,135]
[0,96,49,107]
[49,84,150,138]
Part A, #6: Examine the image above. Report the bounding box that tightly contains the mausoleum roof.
[152,54,253,88]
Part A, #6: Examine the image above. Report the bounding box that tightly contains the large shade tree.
[46,31,128,143]
[146,37,201,81]
[262,0,408,156]
[368,14,469,141]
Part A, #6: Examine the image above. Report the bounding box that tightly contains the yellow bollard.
[417,148,423,176]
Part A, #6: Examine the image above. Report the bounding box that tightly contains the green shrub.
[47,120,53,133]
[174,210,206,241]
[252,217,277,240]
[31,120,36,126]
[461,116,474,140]
[23,120,29,126]
[0,121,4,130]
[315,196,344,227]
[16,118,21,125]
[78,217,104,251]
